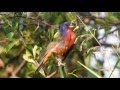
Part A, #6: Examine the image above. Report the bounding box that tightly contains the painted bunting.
[35,21,76,73]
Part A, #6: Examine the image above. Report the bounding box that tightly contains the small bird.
[35,21,76,73]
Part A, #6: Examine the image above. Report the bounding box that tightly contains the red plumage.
[35,21,76,73]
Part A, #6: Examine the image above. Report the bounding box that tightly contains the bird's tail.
[35,59,44,74]
[35,51,53,74]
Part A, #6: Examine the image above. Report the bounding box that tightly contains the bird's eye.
[65,24,70,26]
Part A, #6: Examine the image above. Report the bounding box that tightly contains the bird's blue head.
[59,21,71,37]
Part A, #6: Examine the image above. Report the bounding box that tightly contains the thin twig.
[76,15,101,46]
[98,28,120,40]
[8,15,58,29]
[109,46,120,78]
[11,60,26,77]
[0,40,7,43]
[58,65,65,78]
[76,15,113,76]
[46,70,58,78]
[68,73,79,78]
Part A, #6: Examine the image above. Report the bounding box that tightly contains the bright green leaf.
[33,45,38,59]
[4,40,18,53]
[6,32,14,39]
[26,44,33,54]
[12,19,18,29]
[23,50,35,64]
[54,31,59,39]
[77,61,102,78]
[39,68,46,77]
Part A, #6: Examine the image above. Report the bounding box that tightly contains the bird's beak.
[69,24,74,28]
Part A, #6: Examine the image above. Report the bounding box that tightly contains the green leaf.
[33,45,38,59]
[66,12,74,20]
[26,44,33,54]
[39,68,46,77]
[3,23,13,34]
[6,32,14,39]
[54,31,59,39]
[77,61,102,78]
[12,18,18,29]
[4,40,18,53]
[23,50,35,64]
[36,47,42,56]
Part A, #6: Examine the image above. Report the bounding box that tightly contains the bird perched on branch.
[35,21,76,73]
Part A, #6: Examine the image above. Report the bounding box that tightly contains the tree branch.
[98,28,120,40]
[11,60,26,77]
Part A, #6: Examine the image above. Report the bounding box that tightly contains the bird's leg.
[56,56,65,66]
[56,55,67,78]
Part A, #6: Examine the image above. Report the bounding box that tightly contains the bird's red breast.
[35,21,76,73]
[52,28,76,55]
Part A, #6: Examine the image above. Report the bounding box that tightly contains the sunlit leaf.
[36,47,42,55]
[6,32,14,39]
[4,40,18,53]
[80,39,86,51]
[33,45,38,59]
[23,50,35,64]
[87,46,100,54]
[54,32,59,39]
[39,68,46,77]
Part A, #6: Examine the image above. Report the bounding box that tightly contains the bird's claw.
[56,56,65,66]
[57,61,65,66]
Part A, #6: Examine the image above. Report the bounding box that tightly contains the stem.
[11,60,26,77]
[76,15,101,46]
[46,70,57,78]
[59,65,66,78]
[109,46,120,78]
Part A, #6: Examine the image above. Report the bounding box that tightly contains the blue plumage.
[59,21,71,37]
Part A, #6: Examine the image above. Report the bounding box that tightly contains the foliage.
[0,12,120,78]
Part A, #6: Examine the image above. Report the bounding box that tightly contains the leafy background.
[0,12,120,78]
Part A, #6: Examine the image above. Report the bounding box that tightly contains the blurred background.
[0,12,120,78]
